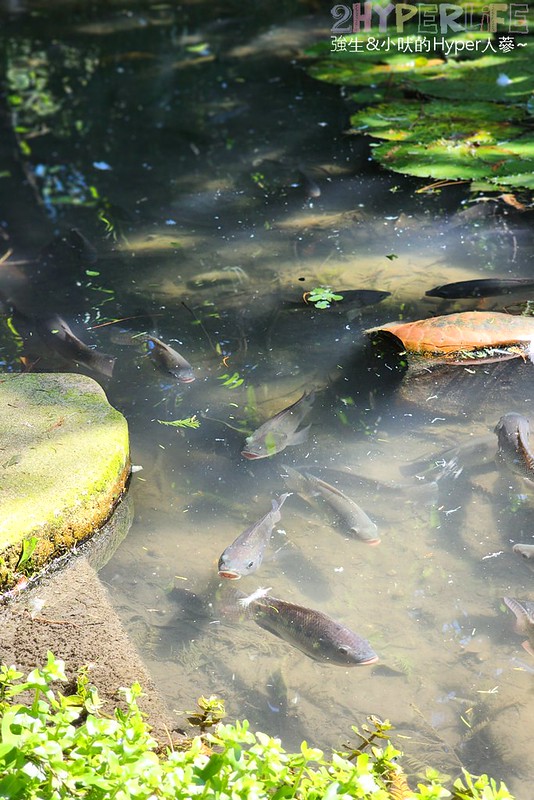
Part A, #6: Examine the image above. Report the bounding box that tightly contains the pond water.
[2,0,534,795]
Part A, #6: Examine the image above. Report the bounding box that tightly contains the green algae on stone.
[0,373,130,590]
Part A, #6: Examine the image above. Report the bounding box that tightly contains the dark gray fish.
[513,543,534,560]
[109,329,149,346]
[503,596,534,657]
[38,228,98,271]
[241,391,314,460]
[426,278,534,299]
[218,493,291,579]
[296,168,321,200]
[146,335,195,383]
[494,413,534,482]
[283,465,379,545]
[242,591,378,666]
[265,668,289,715]
[36,314,115,377]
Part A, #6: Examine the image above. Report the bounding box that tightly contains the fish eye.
[338,646,349,655]
[246,560,255,569]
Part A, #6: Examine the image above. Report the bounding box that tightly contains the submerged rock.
[0,373,130,590]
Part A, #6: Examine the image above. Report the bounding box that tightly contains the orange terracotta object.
[366,311,534,363]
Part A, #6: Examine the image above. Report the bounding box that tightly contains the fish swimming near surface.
[36,314,116,377]
[241,391,314,459]
[503,596,534,657]
[426,278,534,299]
[283,465,380,545]
[145,335,195,383]
[218,493,291,579]
[494,412,534,483]
[240,589,378,666]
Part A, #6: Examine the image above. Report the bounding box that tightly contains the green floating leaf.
[306,286,344,309]
[157,416,200,429]
[411,51,534,103]
[351,100,526,144]
[373,135,534,186]
[218,372,245,389]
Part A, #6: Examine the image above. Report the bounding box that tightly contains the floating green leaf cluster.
[306,23,534,189]
[306,286,344,309]
[157,415,201,429]
[218,371,244,389]
[0,654,516,800]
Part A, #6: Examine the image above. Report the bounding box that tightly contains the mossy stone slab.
[0,373,130,589]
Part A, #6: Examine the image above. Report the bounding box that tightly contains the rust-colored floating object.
[366,311,534,365]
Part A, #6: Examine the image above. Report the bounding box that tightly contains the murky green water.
[1,1,534,794]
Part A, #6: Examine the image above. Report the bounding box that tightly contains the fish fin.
[304,473,344,498]
[289,424,311,446]
[277,492,292,508]
[522,640,534,658]
[254,617,285,641]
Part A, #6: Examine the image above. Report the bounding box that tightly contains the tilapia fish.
[243,591,378,666]
[494,413,534,482]
[36,314,116,377]
[426,278,534,299]
[218,493,291,579]
[503,596,534,657]
[146,335,195,383]
[242,391,314,460]
[283,465,379,545]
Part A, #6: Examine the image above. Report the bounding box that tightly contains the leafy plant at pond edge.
[0,653,516,800]
[15,536,39,573]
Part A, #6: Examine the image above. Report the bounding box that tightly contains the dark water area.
[2,0,534,794]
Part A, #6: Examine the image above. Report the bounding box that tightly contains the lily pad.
[351,100,526,143]
[309,51,446,89]
[409,52,534,102]
[373,136,534,184]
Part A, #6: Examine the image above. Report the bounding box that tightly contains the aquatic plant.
[306,19,534,191]
[156,415,201,429]
[304,286,344,309]
[0,653,516,800]
[217,371,245,389]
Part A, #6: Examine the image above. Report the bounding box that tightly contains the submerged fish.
[296,167,321,200]
[400,435,497,482]
[513,543,534,560]
[242,590,378,666]
[218,493,291,579]
[36,314,115,377]
[146,335,195,383]
[242,391,314,460]
[503,596,534,657]
[426,278,534,299]
[494,413,534,482]
[283,465,379,545]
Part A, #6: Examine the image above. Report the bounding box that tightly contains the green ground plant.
[0,653,515,800]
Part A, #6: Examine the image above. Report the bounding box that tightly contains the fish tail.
[86,350,116,377]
